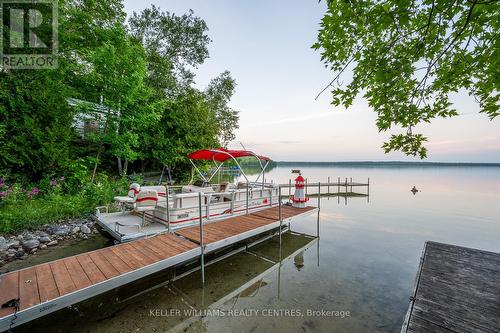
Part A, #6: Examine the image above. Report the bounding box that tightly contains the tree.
[129,6,239,175]
[129,5,211,93]
[146,89,220,181]
[0,70,75,180]
[205,71,239,146]
[314,0,499,158]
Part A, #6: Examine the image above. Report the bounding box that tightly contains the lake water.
[15,165,500,333]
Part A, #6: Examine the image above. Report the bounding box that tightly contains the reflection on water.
[13,165,500,333]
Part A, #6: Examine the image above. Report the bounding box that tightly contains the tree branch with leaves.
[314,0,499,158]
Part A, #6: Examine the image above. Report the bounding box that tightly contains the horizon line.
[275,161,500,166]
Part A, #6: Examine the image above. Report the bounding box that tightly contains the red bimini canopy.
[188,148,270,162]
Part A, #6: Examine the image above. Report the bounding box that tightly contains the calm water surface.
[15,165,500,333]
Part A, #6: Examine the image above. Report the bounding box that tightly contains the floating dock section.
[401,241,500,333]
[0,205,316,332]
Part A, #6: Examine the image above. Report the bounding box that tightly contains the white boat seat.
[141,185,167,200]
[134,190,158,226]
[114,183,141,213]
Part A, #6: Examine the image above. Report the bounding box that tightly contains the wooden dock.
[0,205,316,332]
[401,241,500,333]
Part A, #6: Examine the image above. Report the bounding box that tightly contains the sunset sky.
[124,0,500,162]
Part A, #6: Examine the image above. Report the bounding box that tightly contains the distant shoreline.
[276,161,500,167]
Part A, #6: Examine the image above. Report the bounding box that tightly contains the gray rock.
[7,253,15,259]
[80,225,91,234]
[17,235,24,241]
[39,231,49,237]
[71,226,80,234]
[7,248,17,254]
[53,226,69,236]
[0,237,6,250]
[15,250,25,258]
[22,239,40,251]
[40,244,47,250]
[23,233,34,240]
[39,236,51,243]
[47,240,58,246]
[7,240,20,249]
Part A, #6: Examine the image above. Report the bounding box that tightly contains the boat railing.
[161,186,281,233]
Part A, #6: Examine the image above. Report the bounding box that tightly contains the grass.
[0,194,97,233]
[0,175,129,234]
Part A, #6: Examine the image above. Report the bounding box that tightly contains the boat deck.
[401,241,500,333]
[0,205,316,332]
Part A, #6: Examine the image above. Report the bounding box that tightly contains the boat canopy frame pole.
[189,159,208,183]
[254,159,270,185]
[207,158,225,183]
[200,149,250,183]
[189,149,271,185]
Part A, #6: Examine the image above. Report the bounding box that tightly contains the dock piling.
[166,185,171,233]
[278,186,282,248]
[198,193,205,286]
[246,185,249,215]
[317,182,321,238]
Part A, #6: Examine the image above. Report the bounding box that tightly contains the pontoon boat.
[95,148,280,243]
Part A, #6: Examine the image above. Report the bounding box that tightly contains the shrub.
[0,173,130,234]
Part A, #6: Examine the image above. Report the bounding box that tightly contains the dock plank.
[110,246,143,270]
[35,264,59,302]
[76,255,106,284]
[0,272,19,317]
[129,241,164,262]
[18,267,40,310]
[141,237,179,257]
[88,251,121,279]
[50,261,77,296]
[402,241,500,333]
[64,257,92,290]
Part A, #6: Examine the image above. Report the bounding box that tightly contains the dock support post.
[166,185,171,233]
[198,193,205,286]
[231,192,235,214]
[289,179,291,198]
[337,177,340,193]
[367,177,370,203]
[327,177,330,195]
[246,185,249,215]
[279,186,282,248]
[305,178,308,195]
[317,182,321,238]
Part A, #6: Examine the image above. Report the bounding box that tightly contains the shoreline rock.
[0,218,98,267]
